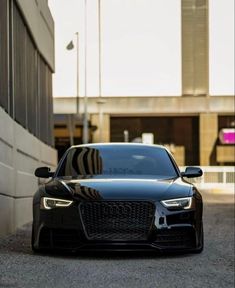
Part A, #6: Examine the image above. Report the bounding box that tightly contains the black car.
[32,143,203,253]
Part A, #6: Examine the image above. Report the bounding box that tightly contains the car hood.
[45,176,192,201]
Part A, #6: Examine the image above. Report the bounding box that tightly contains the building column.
[182,0,209,96]
[91,113,110,143]
[199,113,218,165]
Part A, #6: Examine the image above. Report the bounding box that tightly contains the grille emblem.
[101,203,132,216]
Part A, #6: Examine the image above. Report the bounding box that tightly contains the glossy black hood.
[45,176,192,201]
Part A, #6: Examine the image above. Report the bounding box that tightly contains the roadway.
[0,190,234,288]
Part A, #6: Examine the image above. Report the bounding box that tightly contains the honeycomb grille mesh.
[79,201,155,241]
[155,228,195,248]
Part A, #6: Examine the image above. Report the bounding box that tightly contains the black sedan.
[32,143,203,253]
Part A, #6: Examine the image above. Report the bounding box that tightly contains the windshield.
[56,145,178,178]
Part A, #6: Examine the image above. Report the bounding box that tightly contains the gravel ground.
[0,191,234,288]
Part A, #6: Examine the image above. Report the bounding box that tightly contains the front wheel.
[31,224,40,253]
[193,223,204,254]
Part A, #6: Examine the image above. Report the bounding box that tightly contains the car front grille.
[79,201,155,241]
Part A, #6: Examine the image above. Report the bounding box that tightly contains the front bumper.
[32,200,202,252]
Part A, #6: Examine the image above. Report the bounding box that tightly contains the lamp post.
[75,32,79,117]
[98,0,102,102]
[97,0,106,142]
[66,33,80,146]
[83,0,89,144]
[66,34,79,116]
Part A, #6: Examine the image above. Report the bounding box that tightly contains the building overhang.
[53,95,235,116]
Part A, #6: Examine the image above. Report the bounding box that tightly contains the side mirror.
[35,167,54,178]
[181,167,203,178]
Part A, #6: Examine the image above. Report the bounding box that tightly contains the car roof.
[70,143,167,150]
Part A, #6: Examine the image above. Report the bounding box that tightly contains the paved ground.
[0,191,234,288]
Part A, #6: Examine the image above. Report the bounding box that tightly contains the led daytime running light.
[42,197,73,209]
[161,197,192,209]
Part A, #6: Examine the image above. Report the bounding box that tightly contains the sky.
[48,0,234,97]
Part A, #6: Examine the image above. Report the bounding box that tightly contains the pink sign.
[219,129,235,144]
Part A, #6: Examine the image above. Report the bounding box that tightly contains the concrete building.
[53,0,234,166]
[0,0,57,236]
[54,0,235,166]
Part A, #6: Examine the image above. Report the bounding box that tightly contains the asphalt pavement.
[0,190,234,288]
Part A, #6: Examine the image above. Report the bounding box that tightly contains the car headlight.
[161,197,192,210]
[41,197,73,210]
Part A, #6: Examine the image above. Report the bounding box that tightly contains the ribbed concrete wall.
[0,107,57,236]
[16,0,54,70]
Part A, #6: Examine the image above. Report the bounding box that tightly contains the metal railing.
[180,166,235,192]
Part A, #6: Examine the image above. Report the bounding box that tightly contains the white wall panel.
[0,195,14,236]
[15,171,38,198]
[0,107,14,145]
[16,151,38,174]
[15,198,33,229]
[0,163,14,197]
[0,141,13,167]
[209,0,235,95]
[15,123,40,160]
[0,107,57,236]
[40,141,58,166]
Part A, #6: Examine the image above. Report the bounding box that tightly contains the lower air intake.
[155,228,195,248]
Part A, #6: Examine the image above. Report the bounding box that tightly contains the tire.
[193,223,204,254]
[31,224,40,253]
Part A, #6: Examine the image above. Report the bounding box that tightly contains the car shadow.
[30,247,198,260]
[0,234,198,261]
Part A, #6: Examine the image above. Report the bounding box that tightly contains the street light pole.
[98,0,101,99]
[97,0,106,142]
[66,34,80,146]
[83,0,89,144]
[75,32,79,116]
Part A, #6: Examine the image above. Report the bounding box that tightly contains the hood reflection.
[68,182,103,201]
